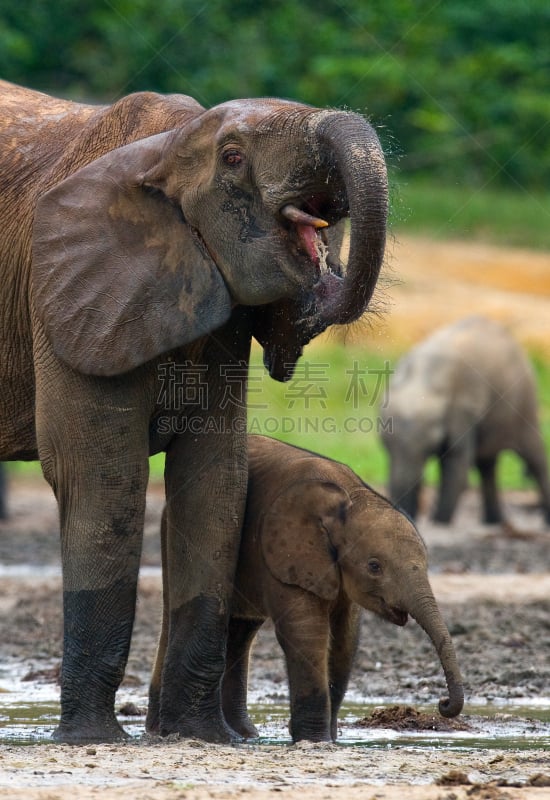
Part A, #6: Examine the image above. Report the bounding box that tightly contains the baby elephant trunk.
[408,591,464,718]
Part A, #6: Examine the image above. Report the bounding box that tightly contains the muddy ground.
[0,235,549,799]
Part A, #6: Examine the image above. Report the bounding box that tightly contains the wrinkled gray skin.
[148,435,464,743]
[380,316,550,525]
[0,81,388,744]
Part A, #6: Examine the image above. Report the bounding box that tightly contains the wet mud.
[0,477,548,798]
[2,226,550,796]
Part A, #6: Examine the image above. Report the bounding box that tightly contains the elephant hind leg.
[222,616,264,739]
[515,431,550,526]
[476,455,503,524]
[146,507,169,735]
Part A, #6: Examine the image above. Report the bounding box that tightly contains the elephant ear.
[261,479,351,601]
[31,132,232,376]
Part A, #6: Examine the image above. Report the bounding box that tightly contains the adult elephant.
[0,81,388,743]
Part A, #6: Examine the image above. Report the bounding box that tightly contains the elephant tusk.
[280,204,329,229]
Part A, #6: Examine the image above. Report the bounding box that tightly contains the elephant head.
[260,470,464,718]
[31,99,387,379]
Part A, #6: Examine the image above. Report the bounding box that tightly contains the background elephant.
[148,435,464,743]
[0,81,387,743]
[380,315,550,525]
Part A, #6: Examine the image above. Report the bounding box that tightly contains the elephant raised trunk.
[256,110,388,382]
[407,590,464,718]
[312,110,388,326]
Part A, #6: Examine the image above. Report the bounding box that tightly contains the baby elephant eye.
[222,149,244,166]
[368,559,382,575]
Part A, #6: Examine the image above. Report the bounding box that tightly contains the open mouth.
[383,603,409,627]
[280,204,330,265]
[280,192,349,277]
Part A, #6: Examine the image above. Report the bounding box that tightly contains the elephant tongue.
[280,204,329,269]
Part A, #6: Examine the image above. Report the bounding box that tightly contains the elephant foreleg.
[54,458,147,742]
[389,461,422,519]
[34,352,150,743]
[158,429,248,743]
[50,455,147,742]
[433,438,472,524]
[222,616,263,738]
[328,600,360,741]
[273,591,332,742]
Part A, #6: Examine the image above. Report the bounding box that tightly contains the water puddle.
[250,701,550,750]
[1,664,548,749]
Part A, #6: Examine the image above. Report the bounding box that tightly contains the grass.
[245,341,550,493]
[4,333,550,496]
[151,341,550,492]
[245,341,393,486]
[392,176,550,251]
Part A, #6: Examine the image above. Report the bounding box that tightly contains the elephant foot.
[53,715,129,744]
[482,508,503,525]
[145,685,160,734]
[145,708,159,734]
[291,729,333,744]
[225,716,259,740]
[147,705,244,742]
[160,714,244,744]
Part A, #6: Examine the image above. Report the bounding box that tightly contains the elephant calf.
[149,434,464,742]
[380,315,550,526]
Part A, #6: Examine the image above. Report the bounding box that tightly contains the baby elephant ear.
[32,132,232,376]
[261,479,351,601]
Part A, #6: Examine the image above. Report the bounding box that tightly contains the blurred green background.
[2,0,550,197]
[2,0,549,492]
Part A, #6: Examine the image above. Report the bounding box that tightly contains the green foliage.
[1,0,549,189]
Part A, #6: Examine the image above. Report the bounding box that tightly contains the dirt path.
[0,235,549,799]
[364,234,550,355]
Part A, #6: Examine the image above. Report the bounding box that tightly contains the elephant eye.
[368,559,382,575]
[222,149,244,167]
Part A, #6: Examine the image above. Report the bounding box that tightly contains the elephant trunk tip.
[438,689,464,719]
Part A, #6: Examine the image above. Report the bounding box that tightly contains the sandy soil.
[365,234,550,356]
[0,235,549,799]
